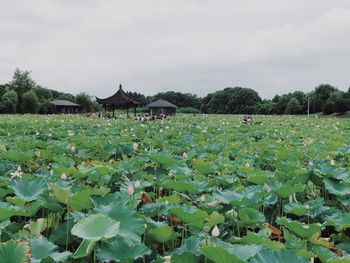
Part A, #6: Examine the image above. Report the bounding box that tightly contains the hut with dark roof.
[95,84,140,117]
[146,99,178,116]
[51,100,81,114]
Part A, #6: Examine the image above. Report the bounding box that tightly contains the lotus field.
[0,114,350,263]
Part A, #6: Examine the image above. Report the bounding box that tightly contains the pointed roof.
[146,99,178,108]
[95,84,140,107]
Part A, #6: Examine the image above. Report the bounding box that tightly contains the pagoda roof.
[95,85,140,107]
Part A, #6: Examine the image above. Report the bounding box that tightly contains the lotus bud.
[263,183,271,192]
[17,165,22,172]
[133,143,138,150]
[163,256,172,263]
[304,204,310,210]
[61,173,67,180]
[203,226,210,233]
[199,194,205,202]
[135,180,141,188]
[330,159,335,166]
[245,162,250,168]
[168,171,174,177]
[127,183,134,195]
[182,152,188,158]
[308,160,313,167]
[212,225,220,237]
[326,155,331,160]
[70,146,76,152]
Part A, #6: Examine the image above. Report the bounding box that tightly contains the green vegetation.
[0,114,349,262]
[1,69,349,115]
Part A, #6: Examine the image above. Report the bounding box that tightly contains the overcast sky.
[0,0,349,99]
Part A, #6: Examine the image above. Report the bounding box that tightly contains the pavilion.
[146,99,178,116]
[95,84,140,117]
[51,99,81,114]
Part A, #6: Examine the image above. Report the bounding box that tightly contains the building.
[51,100,81,114]
[146,99,178,115]
[96,84,140,117]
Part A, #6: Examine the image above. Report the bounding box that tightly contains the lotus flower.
[61,173,67,180]
[10,166,23,179]
[133,143,139,150]
[127,183,134,195]
[212,225,220,237]
[182,152,188,158]
[135,180,140,188]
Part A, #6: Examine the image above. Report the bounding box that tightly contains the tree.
[312,84,337,112]
[201,87,261,114]
[285,98,301,114]
[9,69,36,113]
[0,89,18,113]
[334,98,349,113]
[322,100,335,115]
[75,93,93,112]
[22,90,40,113]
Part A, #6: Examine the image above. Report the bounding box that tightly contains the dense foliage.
[0,114,349,262]
[1,69,349,115]
[0,69,100,114]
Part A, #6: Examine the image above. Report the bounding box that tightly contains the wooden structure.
[51,100,81,114]
[95,84,140,117]
[146,99,177,116]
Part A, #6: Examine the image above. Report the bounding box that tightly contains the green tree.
[75,92,93,112]
[201,87,261,114]
[22,90,40,113]
[285,98,301,114]
[9,69,36,113]
[0,89,18,113]
[322,100,335,115]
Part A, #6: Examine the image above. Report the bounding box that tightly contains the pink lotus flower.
[127,183,134,195]
[135,180,140,188]
[61,173,67,180]
[212,225,220,237]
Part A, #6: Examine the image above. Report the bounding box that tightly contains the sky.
[0,0,349,99]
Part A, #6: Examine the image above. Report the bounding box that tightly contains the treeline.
[0,69,100,114]
[128,85,350,115]
[1,68,349,115]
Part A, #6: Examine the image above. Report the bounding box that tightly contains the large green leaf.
[70,187,109,211]
[200,245,245,263]
[324,179,350,196]
[277,217,322,239]
[0,240,30,263]
[73,239,96,259]
[0,202,20,222]
[251,249,308,263]
[148,226,175,243]
[239,208,265,226]
[11,178,46,202]
[325,213,350,231]
[71,214,120,241]
[30,236,71,263]
[97,236,151,262]
[92,193,144,244]
[169,205,208,228]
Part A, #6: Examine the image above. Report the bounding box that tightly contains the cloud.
[0,0,349,99]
